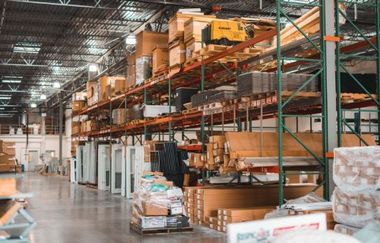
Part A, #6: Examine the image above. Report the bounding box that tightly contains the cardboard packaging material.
[72,100,86,112]
[185,38,202,60]
[184,17,214,42]
[334,224,360,236]
[332,187,380,228]
[135,56,152,85]
[72,122,80,135]
[168,12,215,43]
[152,47,169,74]
[86,81,98,106]
[112,109,126,125]
[136,31,168,58]
[127,53,136,88]
[333,146,380,192]
[99,76,126,100]
[72,91,87,101]
[142,202,168,216]
[169,40,186,67]
[0,178,16,196]
[139,216,167,229]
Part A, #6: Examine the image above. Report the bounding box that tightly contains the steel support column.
[59,92,63,165]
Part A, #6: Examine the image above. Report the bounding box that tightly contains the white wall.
[0,134,71,171]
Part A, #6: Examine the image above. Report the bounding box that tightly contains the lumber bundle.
[187,184,322,225]
[225,132,376,160]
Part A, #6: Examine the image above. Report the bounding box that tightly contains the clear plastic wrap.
[332,187,380,228]
[270,229,360,243]
[353,221,380,243]
[334,224,360,236]
[333,146,380,192]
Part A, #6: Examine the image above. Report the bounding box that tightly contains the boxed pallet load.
[333,146,380,192]
[71,122,80,135]
[72,91,86,101]
[127,53,136,88]
[131,173,190,230]
[169,39,186,67]
[332,146,380,233]
[168,12,215,43]
[98,76,126,100]
[86,80,98,106]
[72,100,86,112]
[185,38,203,61]
[135,31,168,58]
[135,56,152,85]
[152,47,169,75]
[184,17,215,42]
[112,109,126,125]
[1,141,16,156]
[332,188,380,228]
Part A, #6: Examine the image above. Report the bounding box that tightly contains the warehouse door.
[27,150,39,172]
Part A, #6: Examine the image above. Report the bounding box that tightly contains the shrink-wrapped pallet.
[332,187,380,228]
[334,224,360,236]
[333,146,380,192]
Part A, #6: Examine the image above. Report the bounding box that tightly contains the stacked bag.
[332,146,380,234]
[131,172,190,229]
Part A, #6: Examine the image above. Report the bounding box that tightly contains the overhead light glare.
[2,79,21,84]
[89,64,98,72]
[0,97,11,100]
[53,82,61,89]
[40,94,47,100]
[125,34,136,45]
[30,103,37,108]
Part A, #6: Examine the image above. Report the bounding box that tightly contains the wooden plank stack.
[184,184,322,227]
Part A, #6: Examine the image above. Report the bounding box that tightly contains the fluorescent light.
[2,79,21,84]
[40,94,47,100]
[53,82,61,89]
[13,41,41,54]
[30,103,37,108]
[89,64,98,72]
[0,107,4,110]
[0,96,11,100]
[126,34,136,45]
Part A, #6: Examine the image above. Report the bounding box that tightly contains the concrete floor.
[18,173,225,243]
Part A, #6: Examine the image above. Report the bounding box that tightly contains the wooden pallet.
[182,108,198,114]
[129,119,146,125]
[130,222,193,235]
[341,93,375,104]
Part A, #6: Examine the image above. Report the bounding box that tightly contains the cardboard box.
[99,76,126,100]
[152,47,169,74]
[72,100,86,112]
[185,38,202,60]
[0,178,16,196]
[0,154,15,165]
[72,91,86,101]
[142,202,168,216]
[184,17,214,42]
[86,81,98,106]
[136,31,168,58]
[72,122,80,135]
[139,216,167,229]
[168,13,215,43]
[169,40,186,67]
[112,109,126,125]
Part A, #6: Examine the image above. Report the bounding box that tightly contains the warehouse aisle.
[19,173,225,243]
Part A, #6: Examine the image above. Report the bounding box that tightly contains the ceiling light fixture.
[53,82,61,89]
[30,103,37,108]
[40,94,47,100]
[2,79,22,84]
[125,33,136,45]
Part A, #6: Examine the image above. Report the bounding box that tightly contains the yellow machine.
[202,20,254,46]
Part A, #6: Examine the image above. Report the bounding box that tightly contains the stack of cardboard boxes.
[135,31,168,85]
[0,140,17,173]
[168,12,215,68]
[332,146,380,235]
[131,172,190,230]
